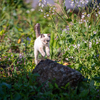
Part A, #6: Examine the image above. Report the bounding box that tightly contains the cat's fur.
[35,23,41,38]
[34,34,50,65]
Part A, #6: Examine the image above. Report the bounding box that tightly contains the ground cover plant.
[0,0,100,99]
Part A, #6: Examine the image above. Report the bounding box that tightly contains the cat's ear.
[47,34,50,38]
[40,34,45,38]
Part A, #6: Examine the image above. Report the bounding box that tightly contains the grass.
[0,0,100,99]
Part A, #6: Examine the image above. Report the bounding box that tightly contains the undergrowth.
[0,0,100,99]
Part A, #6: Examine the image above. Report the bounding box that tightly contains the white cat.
[34,34,50,65]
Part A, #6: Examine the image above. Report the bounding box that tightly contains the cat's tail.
[35,23,41,38]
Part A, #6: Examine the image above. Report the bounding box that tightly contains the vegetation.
[0,0,100,99]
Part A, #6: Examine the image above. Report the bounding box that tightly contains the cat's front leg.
[39,47,45,57]
[45,46,50,57]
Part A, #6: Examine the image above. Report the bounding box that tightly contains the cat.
[34,34,50,65]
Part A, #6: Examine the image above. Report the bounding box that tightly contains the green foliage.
[0,0,100,99]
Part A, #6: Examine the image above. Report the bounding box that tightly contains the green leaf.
[91,50,95,55]
[67,18,72,22]
[14,27,19,33]
[55,83,58,89]
[0,86,4,95]
[91,63,95,67]
[65,83,70,88]
[93,77,100,82]
[14,93,21,100]
[68,38,73,43]
[80,42,87,48]
[75,63,79,69]
[64,6,66,11]
[33,73,40,77]
[3,7,6,11]
[1,82,11,89]
[67,9,70,14]
[69,12,72,17]
[79,90,89,98]
[48,83,53,89]
[70,46,74,54]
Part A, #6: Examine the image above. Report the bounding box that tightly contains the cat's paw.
[47,53,50,57]
[35,60,38,65]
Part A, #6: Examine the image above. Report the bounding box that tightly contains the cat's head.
[40,34,50,45]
